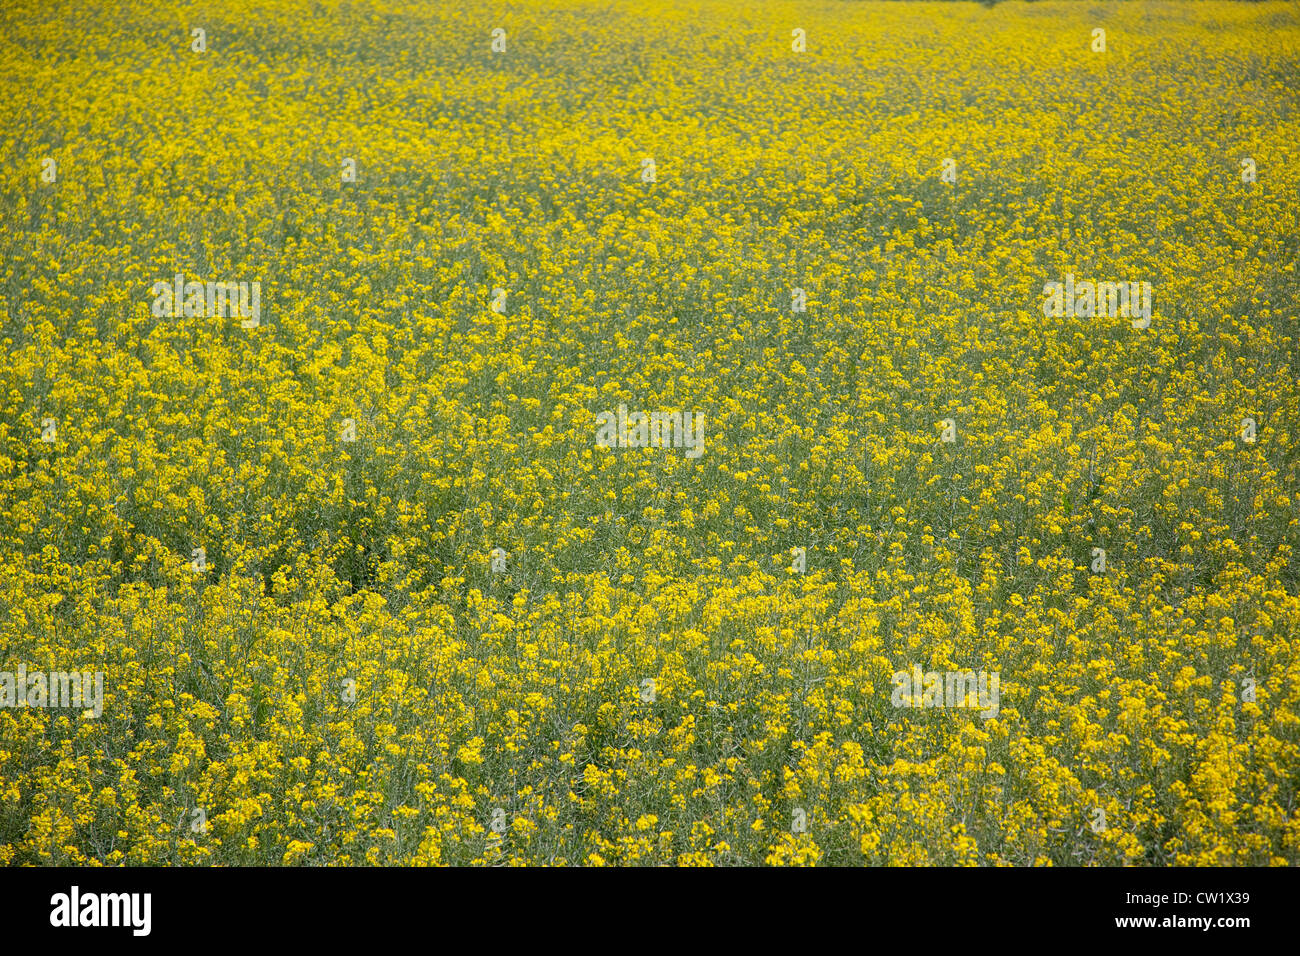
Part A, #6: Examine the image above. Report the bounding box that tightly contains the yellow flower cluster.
[0,0,1297,866]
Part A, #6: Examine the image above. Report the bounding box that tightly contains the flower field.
[1,0,1298,866]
